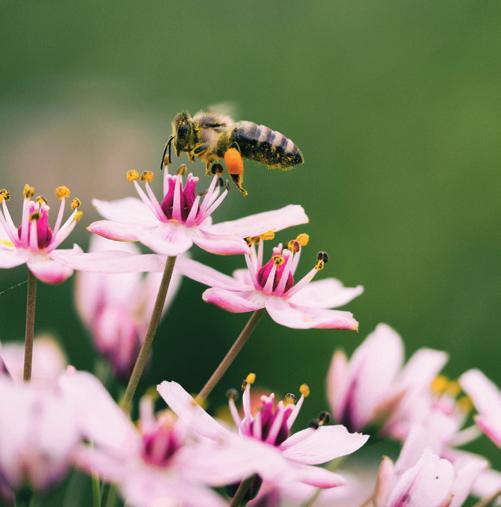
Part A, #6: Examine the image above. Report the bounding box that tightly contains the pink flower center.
[256,254,294,293]
[141,425,180,467]
[160,174,199,222]
[18,203,53,249]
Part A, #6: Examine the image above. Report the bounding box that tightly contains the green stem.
[104,486,118,507]
[92,474,101,507]
[197,309,265,402]
[473,489,501,507]
[230,476,254,507]
[120,255,177,413]
[23,270,37,382]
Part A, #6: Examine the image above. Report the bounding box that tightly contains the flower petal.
[287,463,346,488]
[280,425,368,465]
[208,205,309,237]
[203,287,265,313]
[0,249,26,269]
[288,278,364,309]
[326,350,349,422]
[157,381,228,440]
[449,458,487,507]
[88,220,141,242]
[137,224,193,256]
[27,253,75,284]
[265,297,358,330]
[192,229,249,255]
[176,257,246,291]
[93,197,158,226]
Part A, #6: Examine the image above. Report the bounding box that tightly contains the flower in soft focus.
[460,369,501,447]
[58,369,253,507]
[178,233,362,330]
[158,375,368,500]
[88,166,308,257]
[75,236,182,380]
[365,415,488,507]
[0,377,79,492]
[0,335,66,384]
[0,184,83,283]
[327,323,448,434]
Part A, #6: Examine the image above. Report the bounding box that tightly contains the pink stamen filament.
[287,394,305,430]
[262,264,277,294]
[171,176,182,221]
[184,195,201,226]
[144,182,165,220]
[242,384,252,419]
[133,181,164,221]
[51,209,78,249]
[274,252,294,295]
[0,203,17,243]
[52,198,66,235]
[20,198,30,244]
[265,406,287,445]
[252,411,262,440]
[229,397,242,427]
[285,266,319,298]
[204,187,228,218]
[29,219,38,251]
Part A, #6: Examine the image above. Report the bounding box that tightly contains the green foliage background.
[0,0,500,484]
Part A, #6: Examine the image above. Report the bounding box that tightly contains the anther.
[446,380,461,397]
[245,237,256,247]
[308,419,320,430]
[211,163,224,176]
[0,189,10,202]
[176,164,187,176]
[431,375,448,395]
[288,240,300,253]
[318,411,330,426]
[126,169,140,182]
[299,384,310,398]
[260,231,275,241]
[30,212,40,221]
[55,186,71,199]
[457,396,473,414]
[273,255,285,267]
[226,388,239,401]
[284,393,297,406]
[71,198,81,210]
[296,233,310,247]
[74,211,84,222]
[35,195,47,205]
[315,251,328,271]
[141,171,154,182]
[241,372,256,390]
[23,184,35,199]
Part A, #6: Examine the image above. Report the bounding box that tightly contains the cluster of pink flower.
[0,166,499,507]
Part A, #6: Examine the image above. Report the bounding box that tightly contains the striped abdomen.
[231,121,304,169]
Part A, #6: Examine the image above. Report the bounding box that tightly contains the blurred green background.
[1,0,500,486]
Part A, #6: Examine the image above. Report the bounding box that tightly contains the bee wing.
[206,101,238,118]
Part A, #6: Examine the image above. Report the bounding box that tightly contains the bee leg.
[224,148,248,197]
[230,173,249,197]
[160,136,175,170]
[205,161,213,176]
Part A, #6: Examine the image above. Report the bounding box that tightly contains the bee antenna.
[160,136,175,171]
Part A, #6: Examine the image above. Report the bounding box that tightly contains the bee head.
[172,112,195,154]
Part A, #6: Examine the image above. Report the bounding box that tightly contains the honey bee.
[161,109,304,196]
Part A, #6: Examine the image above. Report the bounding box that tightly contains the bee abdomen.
[232,121,303,169]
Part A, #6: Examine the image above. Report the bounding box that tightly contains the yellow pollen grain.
[260,230,275,241]
[55,186,71,199]
[0,189,10,202]
[71,198,81,210]
[141,170,154,182]
[296,233,310,247]
[74,211,84,222]
[457,396,473,414]
[23,184,35,199]
[273,255,285,266]
[299,384,310,398]
[431,375,448,395]
[246,372,256,385]
[126,169,140,182]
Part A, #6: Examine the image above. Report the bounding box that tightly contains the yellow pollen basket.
[71,198,81,210]
[273,255,285,266]
[141,171,154,182]
[0,189,10,202]
[23,184,35,199]
[55,186,71,199]
[299,384,310,398]
[126,169,140,182]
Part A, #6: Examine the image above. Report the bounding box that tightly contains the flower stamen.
[55,186,71,199]
[23,184,35,199]
[141,171,154,182]
[126,169,140,182]
[0,189,10,203]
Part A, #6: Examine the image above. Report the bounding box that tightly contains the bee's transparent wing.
[207,101,238,118]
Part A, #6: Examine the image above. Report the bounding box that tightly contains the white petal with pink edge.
[27,253,75,284]
[203,287,265,313]
[88,220,142,242]
[0,248,26,269]
[137,223,193,256]
[280,425,368,465]
[192,228,249,255]
[288,278,364,309]
[265,297,358,330]
[208,204,309,237]
[93,197,158,226]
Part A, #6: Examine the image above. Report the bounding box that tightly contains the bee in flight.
[161,109,304,196]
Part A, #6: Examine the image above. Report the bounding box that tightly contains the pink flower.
[0,336,66,384]
[157,375,368,499]
[88,167,308,257]
[58,369,247,507]
[327,323,448,433]
[75,236,182,380]
[0,377,80,491]
[460,369,501,447]
[0,185,83,283]
[178,233,362,330]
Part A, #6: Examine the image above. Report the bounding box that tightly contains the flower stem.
[91,473,101,507]
[230,476,254,507]
[23,270,37,382]
[120,255,177,413]
[197,309,265,402]
[473,490,501,507]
